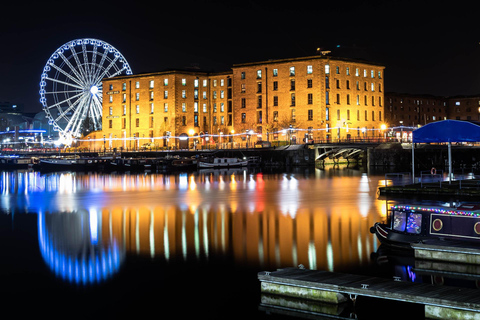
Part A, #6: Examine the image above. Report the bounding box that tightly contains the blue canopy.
[412,120,480,143]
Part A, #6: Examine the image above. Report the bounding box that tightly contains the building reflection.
[1,169,386,284]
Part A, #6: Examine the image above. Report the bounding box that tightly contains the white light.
[90,86,99,95]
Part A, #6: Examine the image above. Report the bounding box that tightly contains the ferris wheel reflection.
[37,209,125,285]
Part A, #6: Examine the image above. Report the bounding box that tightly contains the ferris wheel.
[39,38,132,142]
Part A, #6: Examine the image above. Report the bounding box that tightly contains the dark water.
[0,167,433,319]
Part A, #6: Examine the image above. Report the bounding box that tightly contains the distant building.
[447,95,480,121]
[384,92,448,128]
[0,101,24,113]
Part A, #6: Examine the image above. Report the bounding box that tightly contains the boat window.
[393,211,406,232]
[406,213,422,234]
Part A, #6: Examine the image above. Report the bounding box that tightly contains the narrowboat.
[197,157,248,169]
[370,203,480,249]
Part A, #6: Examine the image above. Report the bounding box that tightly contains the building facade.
[97,55,385,150]
[101,70,233,150]
[232,56,385,143]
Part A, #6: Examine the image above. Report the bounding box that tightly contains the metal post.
[448,141,452,184]
[412,142,415,184]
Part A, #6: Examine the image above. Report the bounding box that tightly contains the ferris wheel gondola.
[39,38,132,143]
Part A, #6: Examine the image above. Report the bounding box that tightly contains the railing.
[384,172,411,187]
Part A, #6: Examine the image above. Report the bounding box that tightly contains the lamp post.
[380,124,387,142]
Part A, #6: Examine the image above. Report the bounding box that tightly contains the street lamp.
[380,124,387,141]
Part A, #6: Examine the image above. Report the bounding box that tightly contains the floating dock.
[258,267,480,319]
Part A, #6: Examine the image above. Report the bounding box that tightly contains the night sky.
[1,0,479,112]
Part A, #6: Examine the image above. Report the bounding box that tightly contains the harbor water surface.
[0,167,433,319]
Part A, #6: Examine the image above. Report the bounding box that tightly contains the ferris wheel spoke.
[92,47,109,83]
[108,66,128,79]
[48,63,85,88]
[45,76,84,91]
[93,50,119,83]
[58,52,88,87]
[88,45,99,84]
[64,94,89,134]
[91,95,103,120]
[54,92,86,121]
[81,42,92,83]
[46,91,85,110]
[45,89,82,95]
[69,45,89,85]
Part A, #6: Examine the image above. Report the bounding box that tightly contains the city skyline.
[1,1,480,112]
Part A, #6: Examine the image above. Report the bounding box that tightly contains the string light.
[75,125,408,143]
[392,204,480,218]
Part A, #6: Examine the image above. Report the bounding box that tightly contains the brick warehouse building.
[85,54,385,150]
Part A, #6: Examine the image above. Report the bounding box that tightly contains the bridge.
[312,142,380,164]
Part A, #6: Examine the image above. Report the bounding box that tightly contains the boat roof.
[392,204,480,216]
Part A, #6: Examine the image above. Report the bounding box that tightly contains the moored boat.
[197,157,248,169]
[370,203,480,249]
[0,156,39,170]
[38,156,112,172]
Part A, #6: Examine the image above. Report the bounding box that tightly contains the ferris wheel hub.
[90,85,99,95]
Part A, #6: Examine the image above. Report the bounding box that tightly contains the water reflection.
[38,210,124,285]
[1,168,387,284]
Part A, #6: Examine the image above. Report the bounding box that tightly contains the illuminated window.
[273,69,278,76]
[135,93,139,101]
[257,70,262,79]
[164,103,168,112]
[290,67,295,76]
[406,213,422,234]
[136,105,140,114]
[149,80,154,88]
[135,81,140,89]
[182,79,186,86]
[393,211,406,232]
[325,64,330,74]
[182,103,186,112]
[307,65,313,74]
[164,78,168,86]
[150,103,154,114]
[203,80,207,87]
[109,107,112,115]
